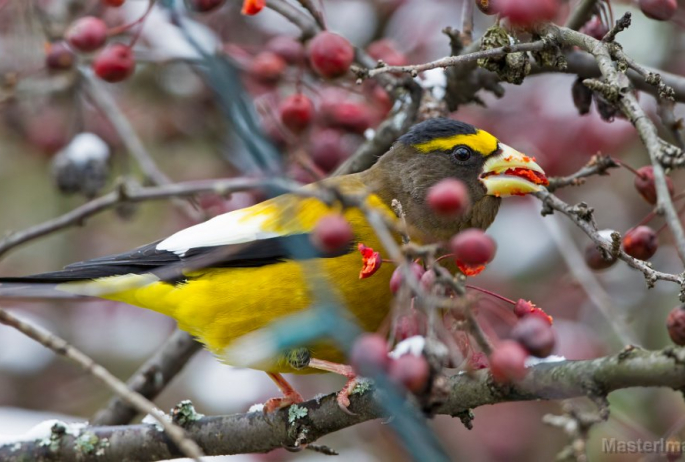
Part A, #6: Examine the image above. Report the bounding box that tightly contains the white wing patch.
[156,209,280,256]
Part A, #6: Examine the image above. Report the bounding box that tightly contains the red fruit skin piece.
[427,178,470,216]
[388,354,430,393]
[242,0,265,15]
[667,305,685,346]
[308,32,355,79]
[622,226,658,261]
[639,0,677,21]
[350,333,390,376]
[312,214,354,254]
[279,94,314,133]
[450,229,496,267]
[93,44,136,83]
[511,315,555,357]
[489,340,528,382]
[634,165,674,205]
[65,17,108,53]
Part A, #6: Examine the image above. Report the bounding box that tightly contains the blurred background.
[1,0,685,460]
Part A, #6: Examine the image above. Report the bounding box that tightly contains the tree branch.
[4,346,685,461]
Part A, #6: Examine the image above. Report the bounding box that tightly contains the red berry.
[639,0,677,21]
[310,129,348,172]
[103,0,126,6]
[394,314,423,341]
[185,0,226,12]
[322,100,372,134]
[585,243,617,270]
[45,42,75,71]
[475,0,500,15]
[427,179,470,216]
[93,44,135,82]
[266,36,305,65]
[279,94,314,133]
[420,269,436,291]
[581,15,608,40]
[65,17,108,53]
[511,315,555,357]
[634,166,675,205]
[667,305,685,346]
[388,354,430,393]
[350,333,390,375]
[249,51,286,85]
[312,214,354,254]
[497,0,559,26]
[367,39,407,67]
[389,262,425,294]
[489,340,528,382]
[308,31,354,79]
[450,229,496,266]
[622,226,658,260]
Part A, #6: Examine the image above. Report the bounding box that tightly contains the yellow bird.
[0,118,548,410]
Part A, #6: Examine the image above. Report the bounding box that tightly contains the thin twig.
[0,307,205,461]
[296,0,326,30]
[546,154,619,192]
[363,40,548,78]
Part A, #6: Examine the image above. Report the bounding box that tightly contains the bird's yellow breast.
[101,191,398,373]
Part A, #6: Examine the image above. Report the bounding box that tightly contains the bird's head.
[366,118,548,241]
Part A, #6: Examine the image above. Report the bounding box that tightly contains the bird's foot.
[264,372,304,413]
[263,392,304,413]
[308,358,358,415]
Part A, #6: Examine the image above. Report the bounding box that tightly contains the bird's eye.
[452,146,472,163]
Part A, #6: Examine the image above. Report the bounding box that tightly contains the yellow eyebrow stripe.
[413,130,499,155]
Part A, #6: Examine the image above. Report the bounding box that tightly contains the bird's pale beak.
[480,144,548,197]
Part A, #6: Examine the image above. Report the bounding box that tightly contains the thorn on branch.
[602,11,631,43]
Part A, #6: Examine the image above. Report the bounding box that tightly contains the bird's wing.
[0,193,353,285]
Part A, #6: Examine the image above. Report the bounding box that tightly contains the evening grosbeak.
[0,118,548,410]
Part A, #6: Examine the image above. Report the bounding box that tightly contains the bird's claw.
[336,376,358,415]
[263,392,304,413]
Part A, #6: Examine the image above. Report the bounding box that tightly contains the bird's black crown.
[398,118,478,146]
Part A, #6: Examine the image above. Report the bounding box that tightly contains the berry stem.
[613,157,646,179]
[465,284,516,305]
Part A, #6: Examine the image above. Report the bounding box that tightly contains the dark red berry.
[185,0,226,12]
[103,0,126,6]
[585,230,618,270]
[367,39,407,67]
[310,129,348,172]
[266,36,305,65]
[427,179,470,216]
[497,0,559,26]
[572,77,592,115]
[45,42,76,71]
[639,0,677,21]
[489,340,528,382]
[322,99,373,134]
[65,17,108,53]
[93,44,135,82]
[389,262,426,294]
[581,15,608,40]
[450,229,496,266]
[622,226,658,260]
[511,315,555,357]
[388,354,430,393]
[279,94,314,133]
[667,305,685,346]
[308,31,354,79]
[634,166,675,205]
[311,214,354,253]
[249,52,286,85]
[350,333,390,375]
[394,314,423,341]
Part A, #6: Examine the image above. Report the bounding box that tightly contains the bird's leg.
[308,358,358,414]
[263,372,304,413]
